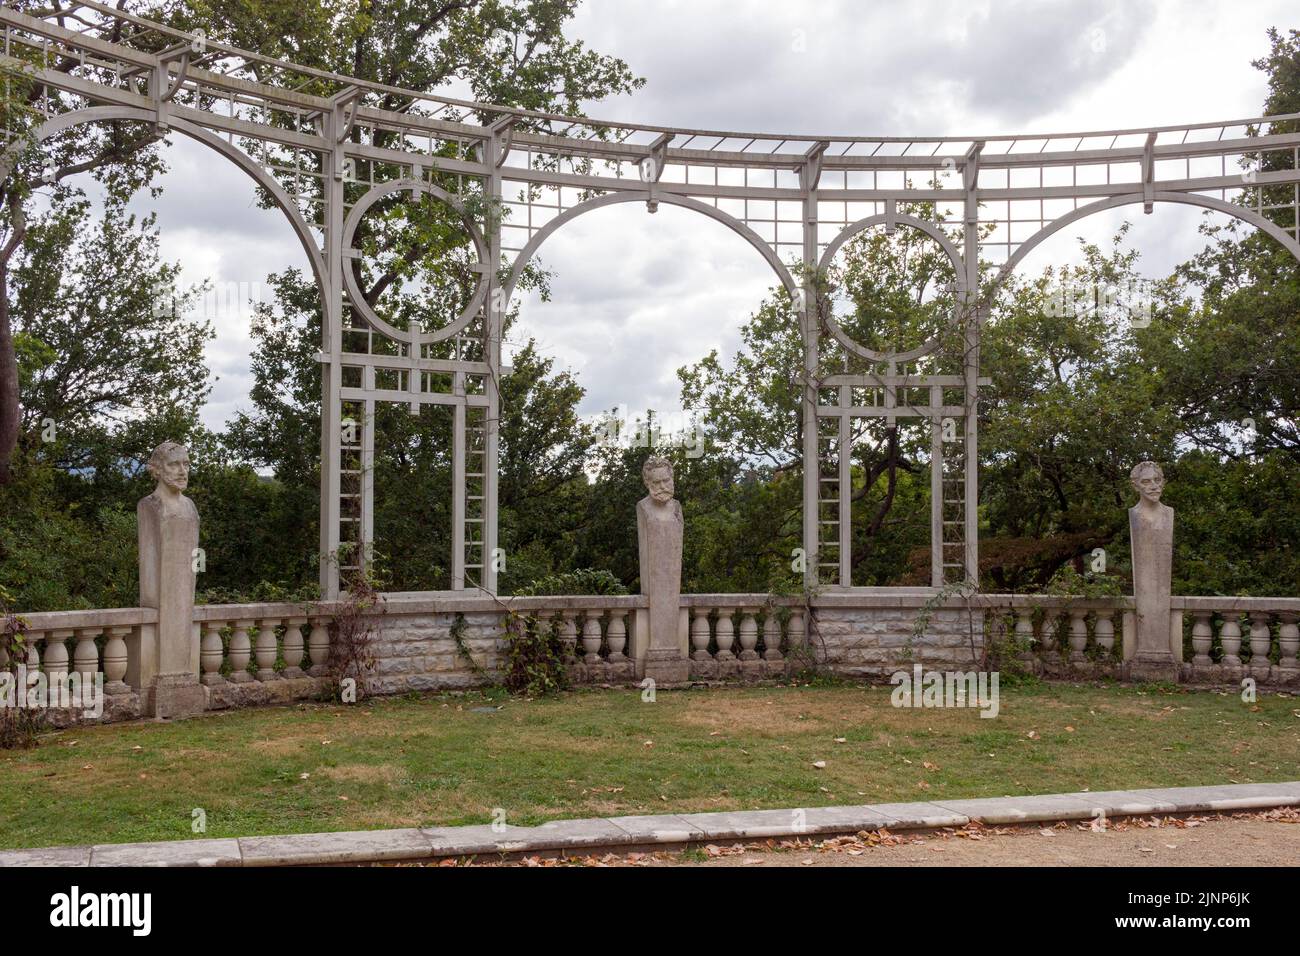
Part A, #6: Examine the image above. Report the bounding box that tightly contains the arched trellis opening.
[502,192,800,303]
[809,211,976,588]
[2,105,334,578]
[989,191,1300,297]
[490,193,800,590]
[1,106,329,298]
[972,191,1300,592]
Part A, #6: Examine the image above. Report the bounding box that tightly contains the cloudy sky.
[116,0,1295,432]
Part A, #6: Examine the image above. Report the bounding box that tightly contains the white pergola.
[6,1,1300,597]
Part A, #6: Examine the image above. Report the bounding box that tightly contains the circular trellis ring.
[815,212,968,364]
[341,177,491,345]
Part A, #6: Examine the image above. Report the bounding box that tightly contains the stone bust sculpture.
[637,455,682,578]
[1128,460,1174,665]
[641,454,679,510]
[636,455,686,679]
[146,441,197,514]
[1130,460,1169,513]
[137,441,204,715]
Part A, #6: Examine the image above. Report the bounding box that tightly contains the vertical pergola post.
[319,93,349,599]
[481,122,507,594]
[800,147,822,592]
[929,384,944,587]
[961,142,984,587]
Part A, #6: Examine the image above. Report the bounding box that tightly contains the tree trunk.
[0,260,18,485]
[0,216,23,485]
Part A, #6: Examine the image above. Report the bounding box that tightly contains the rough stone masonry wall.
[369,611,505,695]
[811,606,987,678]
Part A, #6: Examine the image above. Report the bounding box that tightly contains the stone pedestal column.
[137,442,207,718]
[1127,461,1179,682]
[637,456,689,684]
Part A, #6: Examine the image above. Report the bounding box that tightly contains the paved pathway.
[643,812,1300,867]
[2,782,1297,867]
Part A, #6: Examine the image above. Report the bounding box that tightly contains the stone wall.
[368,610,505,695]
[811,605,986,678]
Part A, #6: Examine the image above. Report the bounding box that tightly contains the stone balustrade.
[6,607,157,722]
[1173,597,1300,685]
[5,590,1299,725]
[982,596,1133,675]
[191,603,334,709]
[980,595,1300,687]
[511,600,640,684]
[680,595,807,680]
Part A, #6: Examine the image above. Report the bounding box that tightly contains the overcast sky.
[116,0,1295,432]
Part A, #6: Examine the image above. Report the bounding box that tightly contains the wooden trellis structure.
[5,1,1300,596]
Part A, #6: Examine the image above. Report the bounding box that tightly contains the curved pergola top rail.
[10,0,1300,166]
[5,1,1300,599]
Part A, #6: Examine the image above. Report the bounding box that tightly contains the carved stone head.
[642,455,675,505]
[148,441,191,496]
[1130,460,1165,506]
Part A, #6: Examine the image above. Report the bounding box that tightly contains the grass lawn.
[1,679,1297,848]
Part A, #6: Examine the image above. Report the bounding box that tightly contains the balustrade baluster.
[201,621,226,685]
[690,608,711,660]
[1068,610,1088,662]
[787,610,806,658]
[1094,611,1116,659]
[714,607,735,661]
[103,626,131,695]
[227,620,254,682]
[763,611,784,662]
[558,611,578,661]
[1191,612,1214,665]
[255,618,281,681]
[1039,610,1059,657]
[1276,613,1298,672]
[307,617,330,676]
[44,629,71,690]
[581,612,603,665]
[606,612,627,662]
[73,627,101,682]
[1013,609,1034,660]
[738,607,759,661]
[282,617,307,678]
[1248,612,1273,677]
[24,631,42,672]
[1219,614,1243,667]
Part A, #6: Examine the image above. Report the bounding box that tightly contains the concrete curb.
[3,782,1297,867]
